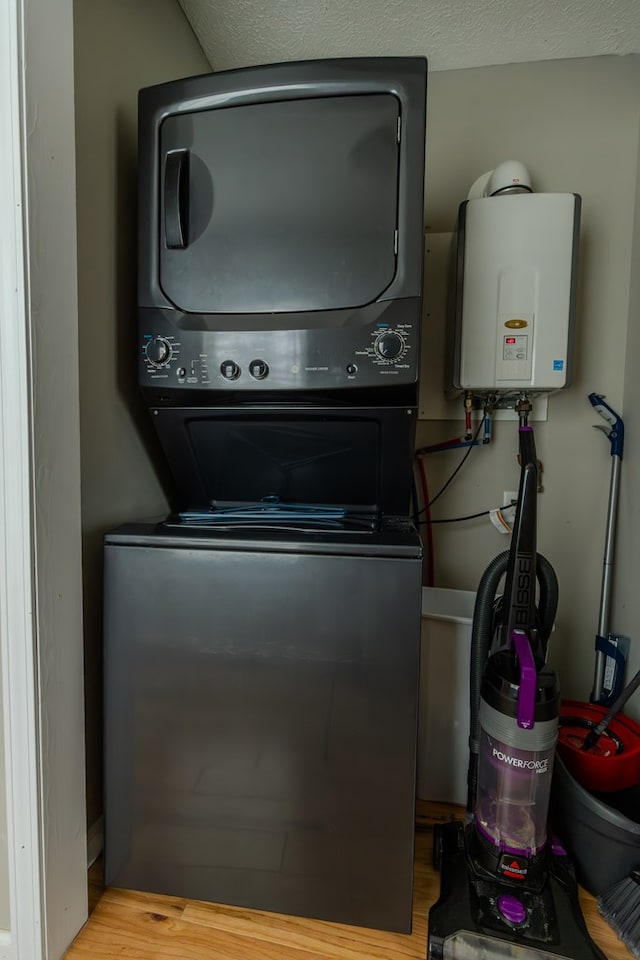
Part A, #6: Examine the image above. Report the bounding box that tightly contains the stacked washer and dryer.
[103,57,428,933]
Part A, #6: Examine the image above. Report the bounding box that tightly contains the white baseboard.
[87,816,104,869]
[0,927,16,960]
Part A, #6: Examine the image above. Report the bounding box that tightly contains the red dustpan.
[558,695,640,793]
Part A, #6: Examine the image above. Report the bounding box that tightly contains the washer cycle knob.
[145,337,172,367]
[220,360,240,381]
[374,331,404,360]
[249,359,269,380]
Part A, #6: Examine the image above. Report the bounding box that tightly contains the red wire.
[417,455,435,587]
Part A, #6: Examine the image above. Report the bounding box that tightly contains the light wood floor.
[64,801,633,960]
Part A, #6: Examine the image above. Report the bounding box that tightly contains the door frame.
[0,1,45,956]
[0,0,88,957]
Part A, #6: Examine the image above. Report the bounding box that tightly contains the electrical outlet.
[503,490,518,509]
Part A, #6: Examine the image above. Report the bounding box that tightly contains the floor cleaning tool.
[587,393,626,706]
[597,866,640,959]
[428,408,606,960]
[547,391,640,906]
[556,394,640,793]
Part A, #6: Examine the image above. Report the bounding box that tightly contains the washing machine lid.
[148,404,416,518]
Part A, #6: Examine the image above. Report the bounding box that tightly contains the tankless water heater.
[452,192,581,396]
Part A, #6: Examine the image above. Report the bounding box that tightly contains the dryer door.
[158,94,400,315]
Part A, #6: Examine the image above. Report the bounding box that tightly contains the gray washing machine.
[104,520,422,932]
[104,56,428,933]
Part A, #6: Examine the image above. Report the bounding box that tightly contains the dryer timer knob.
[145,337,172,367]
[375,331,404,360]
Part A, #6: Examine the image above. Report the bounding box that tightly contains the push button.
[497,894,526,926]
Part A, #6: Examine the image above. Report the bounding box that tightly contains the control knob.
[249,359,269,380]
[220,360,240,381]
[374,331,404,360]
[145,337,172,367]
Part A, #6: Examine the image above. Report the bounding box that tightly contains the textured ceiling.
[178,0,640,73]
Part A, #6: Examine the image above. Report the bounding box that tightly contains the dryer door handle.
[164,149,190,249]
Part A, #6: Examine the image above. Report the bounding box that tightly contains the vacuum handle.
[513,630,537,730]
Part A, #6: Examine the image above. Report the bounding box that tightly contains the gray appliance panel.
[139,298,421,394]
[104,536,422,932]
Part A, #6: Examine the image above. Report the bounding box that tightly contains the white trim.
[21,0,88,951]
[0,929,16,960]
[0,0,44,958]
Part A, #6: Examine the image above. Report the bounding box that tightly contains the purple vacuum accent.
[518,425,534,432]
[513,629,537,729]
[550,837,568,857]
[497,895,527,925]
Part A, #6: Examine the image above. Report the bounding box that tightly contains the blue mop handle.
[589,393,624,459]
[588,393,624,702]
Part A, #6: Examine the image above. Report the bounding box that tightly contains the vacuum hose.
[466,550,559,812]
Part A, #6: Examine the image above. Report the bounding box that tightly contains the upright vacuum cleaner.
[428,407,606,960]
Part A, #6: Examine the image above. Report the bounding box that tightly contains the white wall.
[416,55,640,709]
[614,107,640,703]
[73,0,210,827]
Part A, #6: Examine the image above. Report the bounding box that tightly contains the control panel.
[496,322,533,383]
[139,300,421,396]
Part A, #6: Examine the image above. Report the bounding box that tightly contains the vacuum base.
[427,821,606,960]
